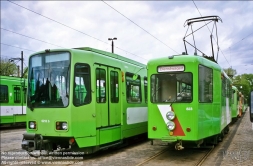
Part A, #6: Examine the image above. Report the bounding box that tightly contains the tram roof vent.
[168,55,174,59]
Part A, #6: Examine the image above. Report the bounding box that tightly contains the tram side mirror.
[133,74,138,81]
[250,91,253,122]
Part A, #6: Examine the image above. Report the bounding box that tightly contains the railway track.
[0,116,243,166]
[194,146,214,166]
[134,145,215,166]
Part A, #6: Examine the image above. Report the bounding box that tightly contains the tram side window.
[126,72,141,103]
[73,63,91,106]
[0,85,8,103]
[144,77,148,103]
[110,71,119,103]
[24,88,27,103]
[222,77,226,97]
[198,65,213,103]
[96,68,106,103]
[14,86,21,103]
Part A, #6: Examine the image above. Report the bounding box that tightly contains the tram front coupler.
[175,140,184,150]
[21,133,47,157]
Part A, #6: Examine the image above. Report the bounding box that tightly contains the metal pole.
[21,51,23,78]
[112,40,114,53]
[17,65,20,77]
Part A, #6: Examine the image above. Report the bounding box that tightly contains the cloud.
[1,1,253,75]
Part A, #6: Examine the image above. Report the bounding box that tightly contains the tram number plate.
[41,119,50,123]
[186,107,193,111]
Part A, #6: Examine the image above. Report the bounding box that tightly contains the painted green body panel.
[148,55,232,143]
[99,126,121,144]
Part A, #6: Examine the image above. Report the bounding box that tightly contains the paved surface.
[1,109,252,166]
[203,108,253,166]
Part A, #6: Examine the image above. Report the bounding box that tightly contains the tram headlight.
[62,122,68,130]
[167,121,175,131]
[56,121,68,130]
[166,111,175,120]
[29,121,36,129]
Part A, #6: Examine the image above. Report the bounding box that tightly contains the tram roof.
[29,47,146,68]
[75,47,146,68]
[148,54,220,69]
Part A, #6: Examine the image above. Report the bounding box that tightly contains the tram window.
[151,73,192,103]
[144,77,148,103]
[126,72,141,103]
[96,68,106,103]
[24,88,27,103]
[73,63,91,106]
[110,71,119,103]
[0,85,8,103]
[14,86,21,103]
[198,65,213,103]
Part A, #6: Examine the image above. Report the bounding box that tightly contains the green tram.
[21,47,147,156]
[0,76,27,126]
[147,54,232,150]
[231,86,239,121]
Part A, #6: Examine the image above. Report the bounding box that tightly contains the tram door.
[95,65,121,128]
[13,85,26,115]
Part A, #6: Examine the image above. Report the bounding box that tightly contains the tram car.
[0,76,27,126]
[21,47,147,156]
[231,86,239,121]
[241,94,246,114]
[147,54,232,150]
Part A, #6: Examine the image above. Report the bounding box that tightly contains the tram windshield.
[28,52,70,108]
[151,73,193,103]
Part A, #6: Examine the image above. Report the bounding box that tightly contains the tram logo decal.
[157,105,185,136]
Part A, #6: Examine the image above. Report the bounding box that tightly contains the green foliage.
[0,57,18,76]
[23,67,28,78]
[224,67,253,102]
[233,74,253,102]
[0,57,27,78]
[224,67,237,77]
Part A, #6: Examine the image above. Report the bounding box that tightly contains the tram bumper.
[161,136,178,142]
[21,133,41,152]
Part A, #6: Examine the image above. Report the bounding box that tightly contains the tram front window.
[151,73,193,103]
[28,52,70,108]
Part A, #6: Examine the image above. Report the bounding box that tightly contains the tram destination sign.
[158,65,184,72]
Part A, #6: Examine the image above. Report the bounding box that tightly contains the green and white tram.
[21,47,147,156]
[0,76,27,126]
[147,54,232,150]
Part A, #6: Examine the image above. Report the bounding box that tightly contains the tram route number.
[41,119,50,123]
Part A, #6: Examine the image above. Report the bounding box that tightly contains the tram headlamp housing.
[29,121,36,129]
[62,122,68,130]
[167,121,175,131]
[56,121,68,130]
[166,111,175,120]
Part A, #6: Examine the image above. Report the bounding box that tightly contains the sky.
[1,1,253,76]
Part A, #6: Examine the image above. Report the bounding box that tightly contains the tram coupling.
[21,133,41,152]
[175,140,184,150]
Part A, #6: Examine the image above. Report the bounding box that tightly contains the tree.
[233,74,253,103]
[23,67,28,78]
[224,67,252,103]
[0,57,18,76]
[223,67,237,79]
